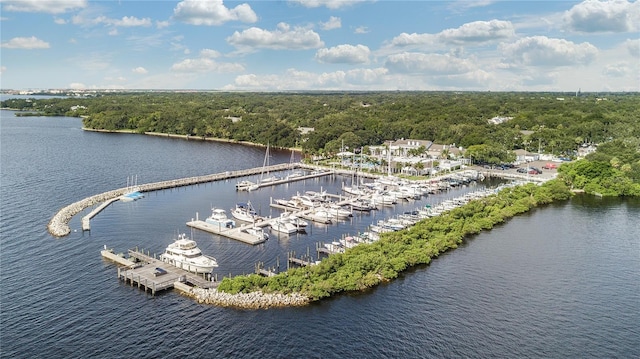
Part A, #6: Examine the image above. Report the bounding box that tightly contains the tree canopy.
[4,92,639,158]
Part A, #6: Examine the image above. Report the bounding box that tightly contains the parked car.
[542,163,557,170]
[516,167,528,173]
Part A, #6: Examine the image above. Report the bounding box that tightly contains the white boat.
[280,212,308,230]
[291,194,317,208]
[323,204,352,218]
[286,171,303,179]
[254,143,281,187]
[160,233,218,274]
[369,191,397,206]
[347,198,376,212]
[306,207,333,224]
[235,180,256,191]
[243,226,269,241]
[231,201,262,223]
[287,214,308,228]
[270,214,299,234]
[205,208,235,229]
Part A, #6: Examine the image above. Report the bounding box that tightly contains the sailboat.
[249,143,280,191]
[286,149,303,179]
[120,175,144,202]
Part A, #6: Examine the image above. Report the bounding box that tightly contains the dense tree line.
[557,138,640,196]
[216,180,572,300]
[3,92,639,158]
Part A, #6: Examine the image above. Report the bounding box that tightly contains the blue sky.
[1,0,638,91]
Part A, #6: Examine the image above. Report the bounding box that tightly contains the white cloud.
[390,20,514,48]
[624,38,639,57]
[500,36,598,67]
[385,52,475,75]
[602,62,630,77]
[54,17,67,25]
[0,66,6,75]
[344,68,388,84]
[71,14,152,28]
[227,23,324,50]
[320,16,341,30]
[171,58,244,73]
[1,0,87,14]
[111,16,152,27]
[354,26,369,34]
[200,49,221,58]
[439,20,515,44]
[132,67,148,74]
[228,67,387,90]
[563,0,640,33]
[173,0,257,26]
[429,69,494,89]
[1,36,50,49]
[156,20,170,29]
[289,0,366,9]
[315,44,370,64]
[390,32,437,47]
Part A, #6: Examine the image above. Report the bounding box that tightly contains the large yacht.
[160,233,218,274]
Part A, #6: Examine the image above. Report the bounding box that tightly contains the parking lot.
[471,160,561,181]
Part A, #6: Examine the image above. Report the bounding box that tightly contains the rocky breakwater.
[187,287,310,309]
[47,164,294,237]
[48,189,125,237]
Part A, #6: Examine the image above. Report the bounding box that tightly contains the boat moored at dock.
[231,201,262,223]
[160,233,218,274]
[205,208,236,229]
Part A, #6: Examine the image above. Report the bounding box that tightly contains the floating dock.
[186,220,267,245]
[101,248,218,295]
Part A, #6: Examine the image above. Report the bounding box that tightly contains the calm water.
[1,110,638,358]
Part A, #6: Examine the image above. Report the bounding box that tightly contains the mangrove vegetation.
[216,179,572,300]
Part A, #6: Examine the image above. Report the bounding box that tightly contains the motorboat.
[235,180,256,191]
[280,212,308,231]
[306,207,333,224]
[160,233,218,274]
[205,208,235,229]
[322,204,352,219]
[243,226,269,241]
[231,201,262,223]
[270,213,299,234]
[287,214,308,229]
[347,198,376,212]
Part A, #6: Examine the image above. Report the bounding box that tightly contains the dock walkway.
[102,248,218,295]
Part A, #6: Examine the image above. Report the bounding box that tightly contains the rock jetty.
[187,287,310,309]
[47,164,293,237]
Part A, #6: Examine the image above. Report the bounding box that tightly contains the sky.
[1,0,638,91]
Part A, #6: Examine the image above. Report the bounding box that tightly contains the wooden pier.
[287,251,315,268]
[102,248,218,296]
[255,261,279,277]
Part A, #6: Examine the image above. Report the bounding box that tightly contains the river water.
[1,109,638,358]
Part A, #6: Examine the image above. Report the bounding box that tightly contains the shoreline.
[81,127,303,152]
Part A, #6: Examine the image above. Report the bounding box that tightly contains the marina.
[48,162,324,237]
